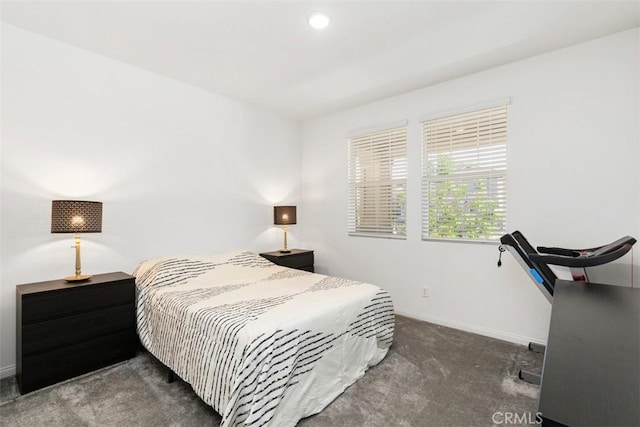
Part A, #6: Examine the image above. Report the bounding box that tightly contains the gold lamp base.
[279,225,292,253]
[65,274,92,282]
[64,235,91,283]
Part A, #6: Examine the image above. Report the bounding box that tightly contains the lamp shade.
[51,200,103,233]
[274,206,296,225]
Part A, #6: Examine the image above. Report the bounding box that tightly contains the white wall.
[301,28,640,345]
[2,23,638,380]
[0,24,301,377]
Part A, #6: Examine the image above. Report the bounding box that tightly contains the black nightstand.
[260,249,314,272]
[16,272,137,394]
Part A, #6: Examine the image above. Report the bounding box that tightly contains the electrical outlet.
[422,286,429,297]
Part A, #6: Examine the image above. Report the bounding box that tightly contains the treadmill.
[498,230,636,383]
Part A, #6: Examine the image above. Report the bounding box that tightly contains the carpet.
[0,315,542,426]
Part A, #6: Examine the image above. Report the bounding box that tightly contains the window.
[348,124,407,238]
[421,102,508,241]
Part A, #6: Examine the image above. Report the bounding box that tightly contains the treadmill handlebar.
[535,247,580,257]
[531,235,636,268]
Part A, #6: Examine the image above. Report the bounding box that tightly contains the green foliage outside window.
[427,154,500,240]
[393,189,406,236]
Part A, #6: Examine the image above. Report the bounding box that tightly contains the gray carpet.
[0,315,542,426]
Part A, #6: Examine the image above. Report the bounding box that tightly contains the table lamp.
[51,200,103,282]
[274,206,296,253]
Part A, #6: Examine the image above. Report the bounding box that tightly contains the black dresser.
[259,249,314,272]
[16,272,137,394]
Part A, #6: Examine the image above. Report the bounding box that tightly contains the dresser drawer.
[21,280,134,324]
[281,252,314,269]
[19,329,137,393]
[22,304,135,355]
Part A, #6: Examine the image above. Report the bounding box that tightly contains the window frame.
[347,121,408,239]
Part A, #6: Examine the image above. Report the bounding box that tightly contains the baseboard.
[0,364,16,379]
[394,308,546,347]
[0,311,542,379]
[0,315,540,377]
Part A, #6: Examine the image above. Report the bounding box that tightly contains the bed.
[133,251,395,427]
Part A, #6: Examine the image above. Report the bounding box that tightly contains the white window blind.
[348,125,407,238]
[421,104,508,241]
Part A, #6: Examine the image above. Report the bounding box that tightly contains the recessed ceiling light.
[308,12,330,30]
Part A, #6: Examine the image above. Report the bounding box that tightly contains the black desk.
[539,280,640,426]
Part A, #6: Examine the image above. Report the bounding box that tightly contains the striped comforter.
[133,251,394,427]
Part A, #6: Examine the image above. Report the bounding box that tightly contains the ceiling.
[1,1,639,120]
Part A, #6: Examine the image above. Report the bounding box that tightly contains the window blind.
[421,104,508,241]
[348,125,407,238]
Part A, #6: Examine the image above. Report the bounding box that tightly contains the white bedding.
[133,251,394,427]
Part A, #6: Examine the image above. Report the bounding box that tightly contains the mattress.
[133,251,394,427]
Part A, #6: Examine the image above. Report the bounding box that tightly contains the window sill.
[422,237,500,245]
[348,233,406,240]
